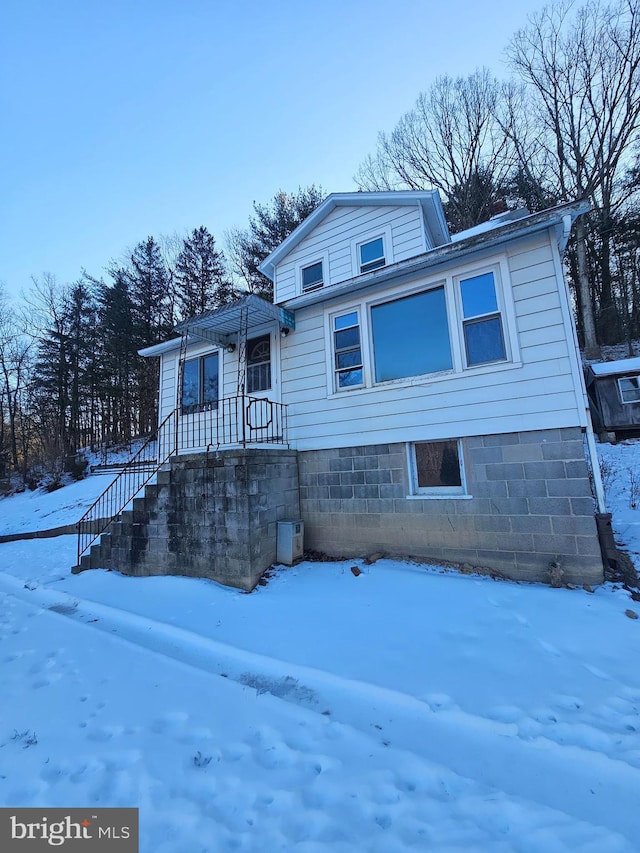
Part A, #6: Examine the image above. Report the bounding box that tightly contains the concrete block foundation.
[92,449,300,591]
[298,428,604,585]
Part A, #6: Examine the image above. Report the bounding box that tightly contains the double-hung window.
[181,352,219,413]
[370,287,453,382]
[302,260,324,293]
[358,237,385,273]
[459,271,506,366]
[410,440,466,496]
[333,311,363,389]
[246,334,271,394]
[619,375,640,403]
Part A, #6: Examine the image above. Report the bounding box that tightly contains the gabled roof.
[279,198,591,311]
[258,191,450,280]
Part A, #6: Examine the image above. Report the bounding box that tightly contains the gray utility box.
[276,520,304,566]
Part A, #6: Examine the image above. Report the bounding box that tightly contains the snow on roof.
[590,356,640,377]
[450,208,531,242]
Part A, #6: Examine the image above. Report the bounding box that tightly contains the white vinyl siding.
[278,231,587,451]
[159,351,178,422]
[274,204,426,302]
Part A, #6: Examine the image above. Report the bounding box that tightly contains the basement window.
[409,440,466,496]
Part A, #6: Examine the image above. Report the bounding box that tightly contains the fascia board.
[259,191,448,280]
[281,202,588,311]
[138,338,182,358]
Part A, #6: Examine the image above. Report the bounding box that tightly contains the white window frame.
[297,250,330,295]
[351,225,393,276]
[330,307,365,392]
[618,375,640,404]
[246,333,272,394]
[324,256,519,398]
[180,350,220,414]
[406,439,469,498]
[367,279,455,384]
[453,262,517,371]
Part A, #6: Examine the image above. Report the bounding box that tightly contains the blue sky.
[1,0,546,300]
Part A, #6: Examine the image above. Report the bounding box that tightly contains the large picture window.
[181,353,219,413]
[459,271,506,366]
[371,287,452,382]
[247,334,271,394]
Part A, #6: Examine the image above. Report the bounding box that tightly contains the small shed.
[586,357,640,438]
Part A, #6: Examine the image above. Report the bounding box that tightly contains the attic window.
[619,376,640,403]
[302,261,324,292]
[359,237,385,273]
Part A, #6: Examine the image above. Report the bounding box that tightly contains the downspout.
[556,215,606,514]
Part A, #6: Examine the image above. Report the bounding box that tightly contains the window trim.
[454,265,511,370]
[406,439,468,498]
[368,281,454,383]
[180,350,220,414]
[359,236,385,273]
[324,257,519,399]
[351,225,393,277]
[297,250,330,295]
[618,375,640,404]
[246,333,272,394]
[331,308,365,392]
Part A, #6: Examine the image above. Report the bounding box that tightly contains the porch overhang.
[174,294,295,350]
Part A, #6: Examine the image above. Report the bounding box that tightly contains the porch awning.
[174,294,295,350]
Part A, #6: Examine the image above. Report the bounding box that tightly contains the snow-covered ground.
[0,443,639,851]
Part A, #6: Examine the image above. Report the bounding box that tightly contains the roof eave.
[259,190,450,280]
[281,200,589,311]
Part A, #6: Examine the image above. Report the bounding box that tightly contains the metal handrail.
[76,409,178,564]
[177,395,288,451]
[76,395,288,566]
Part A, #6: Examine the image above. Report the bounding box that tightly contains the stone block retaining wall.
[104,448,300,591]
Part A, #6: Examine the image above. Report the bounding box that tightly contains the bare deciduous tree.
[508,0,640,355]
[355,69,517,231]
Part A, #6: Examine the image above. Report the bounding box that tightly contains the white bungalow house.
[76,191,608,590]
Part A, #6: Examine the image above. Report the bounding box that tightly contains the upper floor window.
[459,271,506,366]
[370,287,453,382]
[302,261,324,292]
[333,311,363,390]
[359,237,385,273]
[619,375,640,403]
[181,352,218,413]
[247,334,271,394]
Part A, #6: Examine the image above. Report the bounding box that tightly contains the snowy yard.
[0,443,640,851]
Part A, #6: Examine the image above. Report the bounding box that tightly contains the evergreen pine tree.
[174,226,234,320]
[228,185,325,300]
